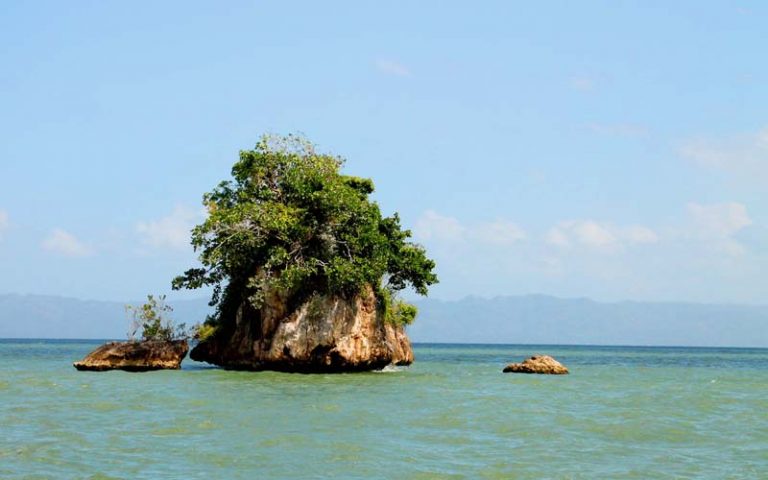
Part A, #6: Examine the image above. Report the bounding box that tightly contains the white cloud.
[414,210,465,243]
[686,202,752,256]
[417,211,658,255]
[571,221,617,248]
[136,205,204,250]
[42,229,92,257]
[687,202,752,236]
[547,220,658,252]
[544,227,570,248]
[680,126,768,182]
[542,205,750,262]
[414,211,526,247]
[471,220,527,246]
[0,210,8,239]
[375,59,411,77]
[621,225,660,244]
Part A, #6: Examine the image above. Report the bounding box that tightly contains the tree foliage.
[126,294,187,341]
[172,134,437,325]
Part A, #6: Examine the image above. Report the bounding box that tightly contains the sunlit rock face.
[74,340,189,372]
[191,286,414,372]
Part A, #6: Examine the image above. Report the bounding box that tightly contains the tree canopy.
[172,134,437,326]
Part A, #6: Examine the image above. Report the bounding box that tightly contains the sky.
[1,1,767,304]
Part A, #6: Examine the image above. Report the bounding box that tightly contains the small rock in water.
[503,355,569,375]
[73,340,188,372]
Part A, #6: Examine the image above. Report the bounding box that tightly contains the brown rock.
[73,340,189,371]
[503,355,569,374]
[191,285,414,372]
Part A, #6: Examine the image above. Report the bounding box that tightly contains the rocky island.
[191,286,413,372]
[174,134,437,372]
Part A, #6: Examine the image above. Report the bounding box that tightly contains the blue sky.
[1,1,766,303]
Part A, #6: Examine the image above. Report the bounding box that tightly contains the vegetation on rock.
[126,294,188,341]
[172,134,437,329]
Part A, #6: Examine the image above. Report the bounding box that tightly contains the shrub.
[126,294,187,341]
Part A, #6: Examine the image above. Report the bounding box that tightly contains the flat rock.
[74,340,188,372]
[503,355,569,374]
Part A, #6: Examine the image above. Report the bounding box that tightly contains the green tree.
[172,134,437,327]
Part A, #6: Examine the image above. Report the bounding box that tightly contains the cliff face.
[74,340,189,371]
[190,286,414,372]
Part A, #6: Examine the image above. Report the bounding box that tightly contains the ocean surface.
[1,340,766,479]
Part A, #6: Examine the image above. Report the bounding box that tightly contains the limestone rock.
[74,340,189,371]
[191,286,414,372]
[503,355,569,374]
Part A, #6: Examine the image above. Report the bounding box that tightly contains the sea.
[1,340,766,479]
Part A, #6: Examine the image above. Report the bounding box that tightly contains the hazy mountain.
[1,293,766,347]
[0,294,211,340]
[408,295,768,347]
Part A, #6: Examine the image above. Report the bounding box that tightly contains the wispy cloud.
[687,202,751,236]
[685,202,752,256]
[375,59,411,77]
[42,229,93,257]
[680,126,768,183]
[410,203,763,301]
[414,210,465,243]
[417,211,660,254]
[136,205,204,251]
[569,75,597,92]
[472,220,527,246]
[0,210,8,240]
[414,210,526,246]
[622,225,660,244]
[546,220,658,252]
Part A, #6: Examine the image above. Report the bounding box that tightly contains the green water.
[1,341,766,479]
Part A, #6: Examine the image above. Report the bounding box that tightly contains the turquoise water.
[1,340,766,479]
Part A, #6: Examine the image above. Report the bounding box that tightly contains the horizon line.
[2,291,768,309]
[1,338,766,350]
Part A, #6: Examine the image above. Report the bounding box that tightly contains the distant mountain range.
[1,293,766,347]
[409,295,768,348]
